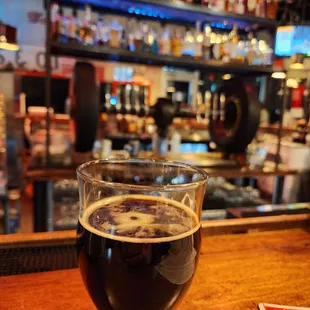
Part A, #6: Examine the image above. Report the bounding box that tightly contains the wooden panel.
[202,214,310,236]
[0,229,309,310]
[25,165,298,181]
[0,230,76,247]
[1,214,309,247]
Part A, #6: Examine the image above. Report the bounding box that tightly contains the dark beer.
[77,195,201,310]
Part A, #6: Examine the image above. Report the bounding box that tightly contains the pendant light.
[290,53,305,70]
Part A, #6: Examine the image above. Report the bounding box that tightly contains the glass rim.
[76,159,208,191]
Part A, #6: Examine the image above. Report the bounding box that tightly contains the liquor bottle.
[120,28,129,50]
[127,19,136,52]
[226,0,235,12]
[245,32,257,65]
[171,29,182,57]
[266,0,278,19]
[212,34,222,60]
[236,40,246,63]
[202,0,215,8]
[182,28,195,57]
[213,0,226,11]
[150,27,159,54]
[96,15,109,46]
[68,9,78,44]
[235,0,245,14]
[220,33,230,62]
[133,22,144,52]
[246,0,257,15]
[159,25,171,55]
[194,21,203,59]
[54,7,66,42]
[109,19,121,48]
[203,24,212,61]
[228,25,239,60]
[141,22,151,53]
[51,3,59,40]
[256,0,266,17]
[79,5,94,45]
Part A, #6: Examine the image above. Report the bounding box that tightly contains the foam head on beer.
[80,194,199,243]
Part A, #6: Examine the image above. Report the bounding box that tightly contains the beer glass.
[77,159,208,310]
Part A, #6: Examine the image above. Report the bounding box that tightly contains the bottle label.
[247,0,257,12]
[236,2,245,14]
[69,22,76,38]
[159,39,171,55]
[213,44,221,60]
[110,29,120,48]
[215,0,225,10]
[230,42,237,59]
[195,43,203,57]
[172,39,182,57]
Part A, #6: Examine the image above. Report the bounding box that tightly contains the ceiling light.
[290,54,305,70]
[286,78,298,88]
[271,72,286,79]
[222,74,231,80]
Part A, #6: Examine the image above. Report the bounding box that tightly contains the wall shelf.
[50,41,273,75]
[59,0,277,30]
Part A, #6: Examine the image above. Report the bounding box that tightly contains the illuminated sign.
[275,26,310,57]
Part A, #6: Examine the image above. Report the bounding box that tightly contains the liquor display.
[50,3,274,66]
[184,0,276,19]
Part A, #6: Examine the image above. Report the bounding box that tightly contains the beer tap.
[115,85,122,113]
[125,84,132,114]
[138,86,146,117]
[143,87,150,116]
[102,83,112,113]
[134,85,141,115]
[119,84,127,115]
[220,93,226,122]
[212,93,219,121]
[151,98,176,156]
[129,85,137,115]
[204,91,212,122]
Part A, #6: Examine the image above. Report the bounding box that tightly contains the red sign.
[291,84,304,108]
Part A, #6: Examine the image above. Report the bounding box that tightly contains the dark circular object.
[73,62,99,153]
[209,78,261,153]
[151,98,176,137]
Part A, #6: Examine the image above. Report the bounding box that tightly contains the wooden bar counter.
[1,227,310,310]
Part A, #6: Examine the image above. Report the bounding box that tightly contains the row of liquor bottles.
[51,4,273,66]
[181,0,279,19]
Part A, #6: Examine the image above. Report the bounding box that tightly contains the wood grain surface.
[1,214,309,248]
[1,229,309,310]
[26,164,298,181]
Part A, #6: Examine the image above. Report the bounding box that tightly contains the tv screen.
[275,26,310,57]
[21,76,69,114]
